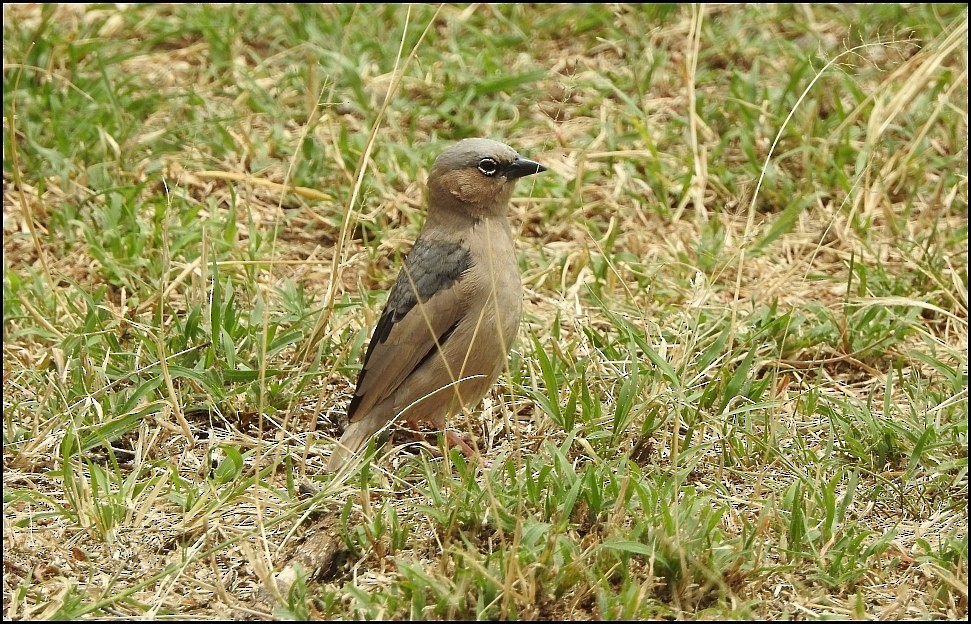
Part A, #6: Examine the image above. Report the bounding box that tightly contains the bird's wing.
[347,236,473,423]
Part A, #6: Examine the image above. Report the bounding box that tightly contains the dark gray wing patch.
[384,238,472,325]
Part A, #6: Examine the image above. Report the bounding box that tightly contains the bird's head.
[427,138,546,219]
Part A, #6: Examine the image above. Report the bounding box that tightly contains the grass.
[3,3,968,620]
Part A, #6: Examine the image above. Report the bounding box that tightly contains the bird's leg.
[444,430,476,457]
[402,417,477,458]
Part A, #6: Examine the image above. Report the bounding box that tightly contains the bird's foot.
[444,430,476,457]
[401,423,480,461]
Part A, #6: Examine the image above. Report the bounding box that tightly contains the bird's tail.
[326,417,383,472]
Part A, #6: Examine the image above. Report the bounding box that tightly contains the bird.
[326,138,546,472]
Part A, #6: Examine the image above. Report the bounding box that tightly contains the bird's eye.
[477,158,499,176]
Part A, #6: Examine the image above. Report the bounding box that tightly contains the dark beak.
[505,157,547,179]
